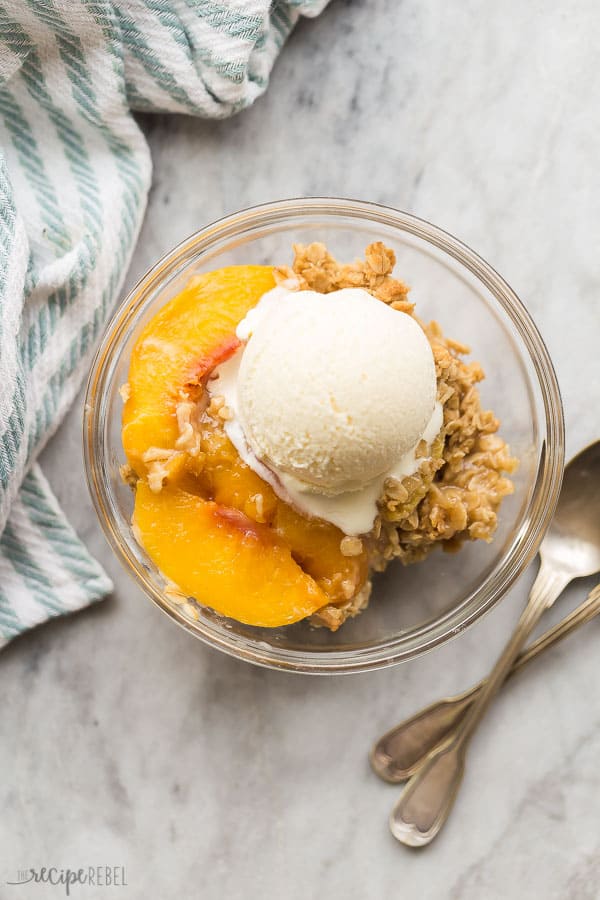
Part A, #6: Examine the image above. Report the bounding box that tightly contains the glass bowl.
[83,199,564,674]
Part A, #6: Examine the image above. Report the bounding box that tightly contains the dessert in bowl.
[120,241,517,630]
[84,199,564,672]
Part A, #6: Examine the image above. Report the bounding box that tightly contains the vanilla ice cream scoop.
[236,287,437,496]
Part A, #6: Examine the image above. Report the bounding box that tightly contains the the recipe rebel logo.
[6,866,128,895]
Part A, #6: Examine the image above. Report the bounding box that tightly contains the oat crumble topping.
[141,447,177,493]
[287,242,517,629]
[340,535,364,557]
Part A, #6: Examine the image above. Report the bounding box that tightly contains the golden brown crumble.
[119,463,138,489]
[206,394,226,419]
[287,242,517,629]
[274,241,413,313]
[310,580,372,630]
[141,447,177,493]
[340,535,364,557]
[368,318,517,568]
[174,399,203,456]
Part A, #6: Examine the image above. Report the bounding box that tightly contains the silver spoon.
[389,440,600,847]
[372,582,600,783]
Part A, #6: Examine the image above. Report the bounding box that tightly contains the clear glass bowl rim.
[83,198,565,674]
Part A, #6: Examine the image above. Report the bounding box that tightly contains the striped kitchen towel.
[0,0,329,648]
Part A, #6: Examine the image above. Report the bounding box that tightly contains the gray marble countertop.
[4,2,600,897]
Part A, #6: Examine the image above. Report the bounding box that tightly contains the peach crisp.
[121,244,517,630]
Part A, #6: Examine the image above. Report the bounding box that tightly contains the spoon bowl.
[541,441,600,577]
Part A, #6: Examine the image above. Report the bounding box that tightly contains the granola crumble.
[119,463,138,489]
[287,242,517,629]
[310,580,372,630]
[141,447,177,493]
[340,535,364,557]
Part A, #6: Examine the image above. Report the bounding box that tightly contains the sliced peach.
[124,264,370,623]
[133,482,328,627]
[272,503,369,603]
[184,424,280,522]
[183,425,369,604]
[123,266,276,475]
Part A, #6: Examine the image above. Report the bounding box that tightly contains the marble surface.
[3,1,600,897]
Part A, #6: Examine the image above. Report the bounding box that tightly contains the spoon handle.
[512,581,600,673]
[389,561,570,846]
[371,690,476,783]
[372,582,600,783]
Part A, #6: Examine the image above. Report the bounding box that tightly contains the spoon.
[372,581,600,783]
[388,440,600,846]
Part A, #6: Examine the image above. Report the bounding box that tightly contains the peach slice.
[122,265,276,475]
[133,482,328,627]
[183,425,369,604]
[124,263,370,624]
[272,503,368,603]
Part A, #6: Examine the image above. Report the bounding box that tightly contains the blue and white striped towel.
[0,0,328,648]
